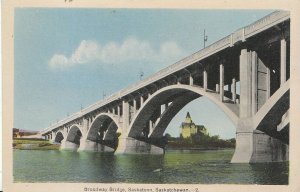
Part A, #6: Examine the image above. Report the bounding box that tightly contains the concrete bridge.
[39,11,290,163]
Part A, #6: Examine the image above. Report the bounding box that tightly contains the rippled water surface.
[13,149,288,184]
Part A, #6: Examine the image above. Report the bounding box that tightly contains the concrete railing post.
[189,74,194,86]
[140,96,144,106]
[203,70,207,91]
[149,120,153,134]
[215,84,219,93]
[280,39,287,85]
[133,99,137,115]
[232,78,236,103]
[219,64,224,101]
[267,68,271,98]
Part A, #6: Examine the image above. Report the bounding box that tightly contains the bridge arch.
[253,80,290,143]
[128,84,239,139]
[86,113,120,149]
[66,125,82,146]
[54,131,64,143]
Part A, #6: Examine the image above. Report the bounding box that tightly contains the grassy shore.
[13,138,60,150]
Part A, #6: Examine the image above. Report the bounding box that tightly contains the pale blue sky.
[14,8,273,139]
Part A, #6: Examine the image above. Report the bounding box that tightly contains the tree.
[164,133,171,139]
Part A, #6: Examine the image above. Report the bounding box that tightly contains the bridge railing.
[81,92,120,114]
[244,11,289,37]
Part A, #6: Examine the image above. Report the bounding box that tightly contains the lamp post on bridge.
[139,70,144,80]
[204,29,208,48]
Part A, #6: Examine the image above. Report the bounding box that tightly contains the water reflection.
[114,154,165,183]
[77,152,117,182]
[250,162,289,185]
[13,149,288,184]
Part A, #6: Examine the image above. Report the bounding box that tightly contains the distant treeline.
[14,138,46,141]
[165,133,235,149]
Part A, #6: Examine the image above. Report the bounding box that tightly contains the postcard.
[2,0,300,192]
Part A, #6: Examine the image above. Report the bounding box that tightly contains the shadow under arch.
[86,113,120,150]
[54,131,64,143]
[128,84,239,144]
[66,125,82,146]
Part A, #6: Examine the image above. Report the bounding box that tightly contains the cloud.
[48,37,185,70]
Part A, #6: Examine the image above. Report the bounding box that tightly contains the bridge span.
[39,11,290,163]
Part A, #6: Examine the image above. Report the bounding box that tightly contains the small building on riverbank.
[13,128,39,138]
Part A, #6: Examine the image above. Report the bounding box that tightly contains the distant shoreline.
[13,138,59,150]
[13,138,235,151]
[165,147,234,151]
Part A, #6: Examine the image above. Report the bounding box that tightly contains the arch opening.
[128,85,238,148]
[163,97,236,149]
[67,126,82,145]
[87,114,119,150]
[54,132,64,143]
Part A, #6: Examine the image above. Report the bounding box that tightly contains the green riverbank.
[13,138,59,150]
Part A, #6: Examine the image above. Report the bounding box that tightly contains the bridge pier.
[231,48,289,163]
[115,137,164,154]
[60,139,79,151]
[49,131,56,143]
[78,139,114,152]
[231,119,289,163]
[232,130,289,163]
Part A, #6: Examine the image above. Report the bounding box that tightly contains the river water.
[13,149,288,184]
